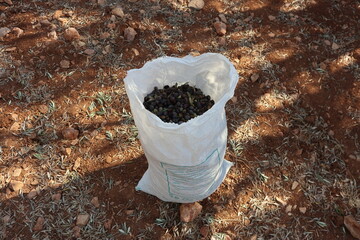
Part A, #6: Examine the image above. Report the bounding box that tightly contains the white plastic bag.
[124,53,238,203]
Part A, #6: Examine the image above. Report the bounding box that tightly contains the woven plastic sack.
[124,53,238,203]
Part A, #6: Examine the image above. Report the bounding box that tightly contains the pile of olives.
[143,83,215,124]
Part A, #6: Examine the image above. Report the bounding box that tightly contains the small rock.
[31,179,39,186]
[91,197,100,208]
[291,181,299,190]
[111,7,124,18]
[218,37,226,46]
[76,214,90,226]
[124,27,137,41]
[9,180,24,192]
[324,40,331,46]
[12,168,22,177]
[332,42,340,50]
[73,157,81,170]
[299,207,307,214]
[344,215,360,239]
[105,156,113,163]
[285,204,292,213]
[0,27,11,38]
[65,148,72,156]
[250,73,259,82]
[268,32,275,37]
[268,15,276,21]
[10,122,20,131]
[180,202,202,223]
[213,21,226,36]
[104,219,112,230]
[12,27,24,37]
[250,234,257,240]
[64,27,80,41]
[200,225,210,237]
[100,32,111,39]
[275,197,287,206]
[52,193,62,201]
[38,104,48,114]
[40,19,52,26]
[84,49,95,56]
[27,189,38,199]
[132,48,139,56]
[73,226,81,238]
[10,113,18,121]
[33,217,45,231]
[328,130,334,136]
[219,14,227,23]
[231,96,238,103]
[188,0,205,10]
[2,215,10,224]
[62,127,79,140]
[53,10,63,19]
[107,23,116,29]
[48,31,58,40]
[125,209,135,215]
[60,60,70,69]
[97,0,106,6]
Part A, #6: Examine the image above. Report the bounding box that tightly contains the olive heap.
[143,83,215,124]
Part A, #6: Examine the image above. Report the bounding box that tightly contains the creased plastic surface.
[124,53,238,203]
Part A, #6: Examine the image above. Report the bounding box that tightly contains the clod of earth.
[61,127,79,140]
[179,202,202,222]
[344,215,360,239]
[143,83,215,124]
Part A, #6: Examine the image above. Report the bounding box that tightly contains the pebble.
[73,226,81,238]
[64,27,80,41]
[105,156,113,163]
[344,215,360,239]
[0,27,11,38]
[132,48,139,56]
[53,10,63,19]
[332,42,340,50]
[324,39,331,46]
[213,21,226,36]
[33,217,45,231]
[299,207,307,214]
[251,73,259,82]
[100,32,110,39]
[2,215,10,224]
[61,127,79,140]
[111,7,124,18]
[12,168,22,177]
[188,0,205,9]
[40,19,52,26]
[27,189,38,199]
[52,193,62,201]
[268,32,275,37]
[12,27,24,37]
[91,197,100,208]
[268,15,276,21]
[48,30,58,40]
[104,219,112,229]
[218,13,227,23]
[38,104,48,114]
[60,60,70,69]
[179,202,202,223]
[84,48,95,55]
[124,27,137,41]
[9,180,23,192]
[97,0,106,7]
[291,181,299,190]
[285,204,292,213]
[76,214,90,226]
[218,37,226,45]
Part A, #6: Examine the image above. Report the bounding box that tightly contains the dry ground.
[0,0,360,239]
